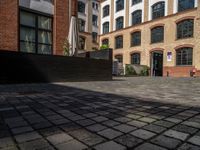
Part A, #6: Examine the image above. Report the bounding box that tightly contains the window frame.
[103,5,110,17]
[116,0,124,12]
[131,53,141,65]
[102,22,109,34]
[115,35,123,49]
[152,2,165,20]
[132,10,142,25]
[131,31,141,47]
[116,16,124,30]
[102,39,109,46]
[177,19,194,39]
[176,47,193,66]
[151,26,164,44]
[132,0,142,6]
[78,1,86,14]
[178,0,195,12]
[19,9,53,55]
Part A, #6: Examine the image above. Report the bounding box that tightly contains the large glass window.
[151,26,164,43]
[115,55,123,63]
[103,22,109,34]
[132,10,142,25]
[116,17,124,30]
[92,32,98,43]
[132,0,142,5]
[115,35,123,49]
[176,47,193,66]
[103,5,110,17]
[178,0,195,12]
[116,0,124,12]
[92,15,98,26]
[131,53,140,65]
[78,19,85,32]
[131,31,141,46]
[177,19,194,39]
[78,1,85,13]
[79,36,85,50]
[20,10,52,54]
[152,2,165,20]
[102,39,109,45]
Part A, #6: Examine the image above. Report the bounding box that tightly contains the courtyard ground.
[0,77,200,150]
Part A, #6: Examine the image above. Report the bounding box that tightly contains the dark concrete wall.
[0,51,112,84]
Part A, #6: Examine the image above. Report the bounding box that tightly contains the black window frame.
[152,2,165,20]
[176,47,193,66]
[115,35,123,49]
[131,31,141,47]
[92,32,98,43]
[79,36,86,50]
[78,18,85,32]
[132,0,142,5]
[177,19,194,39]
[132,10,142,25]
[103,22,109,34]
[116,16,124,30]
[151,26,164,44]
[92,15,98,27]
[131,53,141,65]
[78,1,86,13]
[178,0,195,12]
[103,5,110,17]
[19,9,53,55]
[116,0,124,12]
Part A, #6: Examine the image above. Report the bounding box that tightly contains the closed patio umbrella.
[68,16,78,56]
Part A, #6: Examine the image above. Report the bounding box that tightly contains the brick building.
[0,0,77,55]
[99,0,200,77]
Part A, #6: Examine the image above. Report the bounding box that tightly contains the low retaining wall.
[0,50,112,84]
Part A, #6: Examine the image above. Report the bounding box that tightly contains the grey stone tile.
[114,117,132,123]
[86,124,107,132]
[172,124,198,135]
[188,136,200,146]
[19,139,52,150]
[46,133,73,145]
[11,126,33,135]
[39,127,63,137]
[164,130,189,141]
[80,135,106,146]
[98,128,123,139]
[94,141,126,150]
[102,120,120,127]
[115,134,143,148]
[15,132,42,143]
[0,137,15,148]
[182,121,200,129]
[131,129,156,140]
[138,117,156,123]
[143,124,166,133]
[151,135,182,149]
[135,143,167,150]
[165,117,182,123]
[92,116,108,122]
[153,120,175,128]
[126,114,141,119]
[127,120,147,128]
[55,139,87,150]
[113,124,137,133]
[76,119,95,126]
[69,129,94,140]
[178,143,200,150]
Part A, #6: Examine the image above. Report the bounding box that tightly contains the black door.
[152,52,163,76]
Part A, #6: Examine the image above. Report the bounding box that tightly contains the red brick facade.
[0,0,18,51]
[163,66,195,77]
[0,0,77,55]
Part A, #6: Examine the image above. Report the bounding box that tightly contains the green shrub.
[100,44,109,50]
[125,65,137,76]
[139,66,149,76]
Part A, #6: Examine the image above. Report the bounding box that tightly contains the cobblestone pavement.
[0,77,200,150]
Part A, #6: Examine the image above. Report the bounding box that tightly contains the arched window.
[132,0,142,5]
[116,16,124,30]
[178,0,195,12]
[131,53,141,65]
[115,55,123,63]
[151,26,164,43]
[79,36,85,50]
[177,19,194,39]
[152,2,165,20]
[132,10,142,25]
[102,39,109,45]
[115,35,123,49]
[116,0,124,12]
[176,47,193,65]
[103,5,110,17]
[78,1,86,13]
[131,31,141,46]
[103,22,109,34]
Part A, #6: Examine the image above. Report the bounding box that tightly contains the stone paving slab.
[0,77,200,149]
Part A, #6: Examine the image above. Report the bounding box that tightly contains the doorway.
[151,51,163,76]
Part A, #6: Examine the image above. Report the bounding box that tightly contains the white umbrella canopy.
[68,16,78,56]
